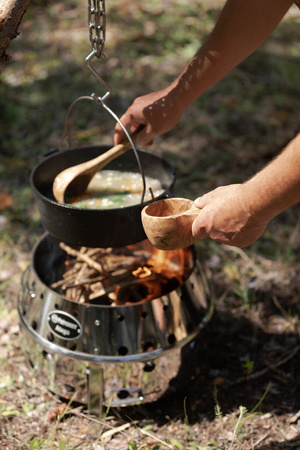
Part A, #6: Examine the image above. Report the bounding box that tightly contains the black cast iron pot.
[30,145,176,248]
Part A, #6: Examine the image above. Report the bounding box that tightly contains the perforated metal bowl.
[18,233,213,413]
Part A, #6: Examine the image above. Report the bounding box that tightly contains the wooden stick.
[59,242,107,274]
[51,243,157,305]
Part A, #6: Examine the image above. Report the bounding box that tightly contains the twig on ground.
[228,344,300,386]
[137,426,173,448]
[100,422,135,440]
[252,432,270,447]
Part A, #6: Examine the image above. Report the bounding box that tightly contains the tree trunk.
[0,0,31,65]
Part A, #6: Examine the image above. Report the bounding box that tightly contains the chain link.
[88,0,106,59]
[60,0,146,200]
[86,0,110,100]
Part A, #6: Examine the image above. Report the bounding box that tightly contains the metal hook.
[86,50,111,102]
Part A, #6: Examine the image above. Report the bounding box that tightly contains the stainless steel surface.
[19,234,213,361]
[18,233,214,410]
[18,327,184,407]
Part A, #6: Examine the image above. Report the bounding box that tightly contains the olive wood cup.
[141,197,200,250]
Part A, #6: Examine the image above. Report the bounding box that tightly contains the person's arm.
[191,132,300,248]
[114,0,294,146]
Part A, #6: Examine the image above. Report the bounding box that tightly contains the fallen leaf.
[289,410,300,424]
[0,270,11,282]
[0,193,13,211]
[48,410,58,422]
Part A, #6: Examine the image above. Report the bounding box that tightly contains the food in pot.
[70,170,164,209]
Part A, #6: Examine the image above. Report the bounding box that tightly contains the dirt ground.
[1,0,300,448]
[1,253,300,449]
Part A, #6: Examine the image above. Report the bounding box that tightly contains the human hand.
[114,87,183,146]
[191,184,269,248]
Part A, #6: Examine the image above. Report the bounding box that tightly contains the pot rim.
[30,145,176,212]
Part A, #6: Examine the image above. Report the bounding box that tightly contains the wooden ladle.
[53,126,143,204]
[141,197,201,250]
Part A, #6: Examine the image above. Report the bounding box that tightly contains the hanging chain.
[86,0,111,101]
[88,0,106,60]
[59,0,146,202]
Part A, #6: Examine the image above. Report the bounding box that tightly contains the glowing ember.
[132,266,152,278]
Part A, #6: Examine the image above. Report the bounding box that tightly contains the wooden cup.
[141,197,200,250]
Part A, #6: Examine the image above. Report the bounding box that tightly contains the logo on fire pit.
[47,311,82,340]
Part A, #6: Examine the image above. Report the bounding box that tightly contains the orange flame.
[132,266,152,278]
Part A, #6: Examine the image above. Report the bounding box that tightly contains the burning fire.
[52,240,195,306]
[132,266,152,278]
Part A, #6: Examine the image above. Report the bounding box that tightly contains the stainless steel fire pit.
[18,233,213,415]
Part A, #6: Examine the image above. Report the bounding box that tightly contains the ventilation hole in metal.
[118,346,128,356]
[54,303,59,309]
[67,342,77,351]
[142,341,155,352]
[163,304,168,311]
[141,311,148,318]
[117,390,129,399]
[168,334,176,345]
[31,320,37,330]
[47,333,54,342]
[117,315,125,322]
[144,361,155,372]
[22,308,27,316]
[40,293,44,300]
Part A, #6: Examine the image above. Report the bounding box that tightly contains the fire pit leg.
[46,353,56,392]
[87,365,104,418]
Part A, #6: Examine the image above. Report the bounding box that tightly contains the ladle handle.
[89,125,144,172]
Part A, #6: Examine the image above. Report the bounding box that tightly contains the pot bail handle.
[58,95,147,205]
